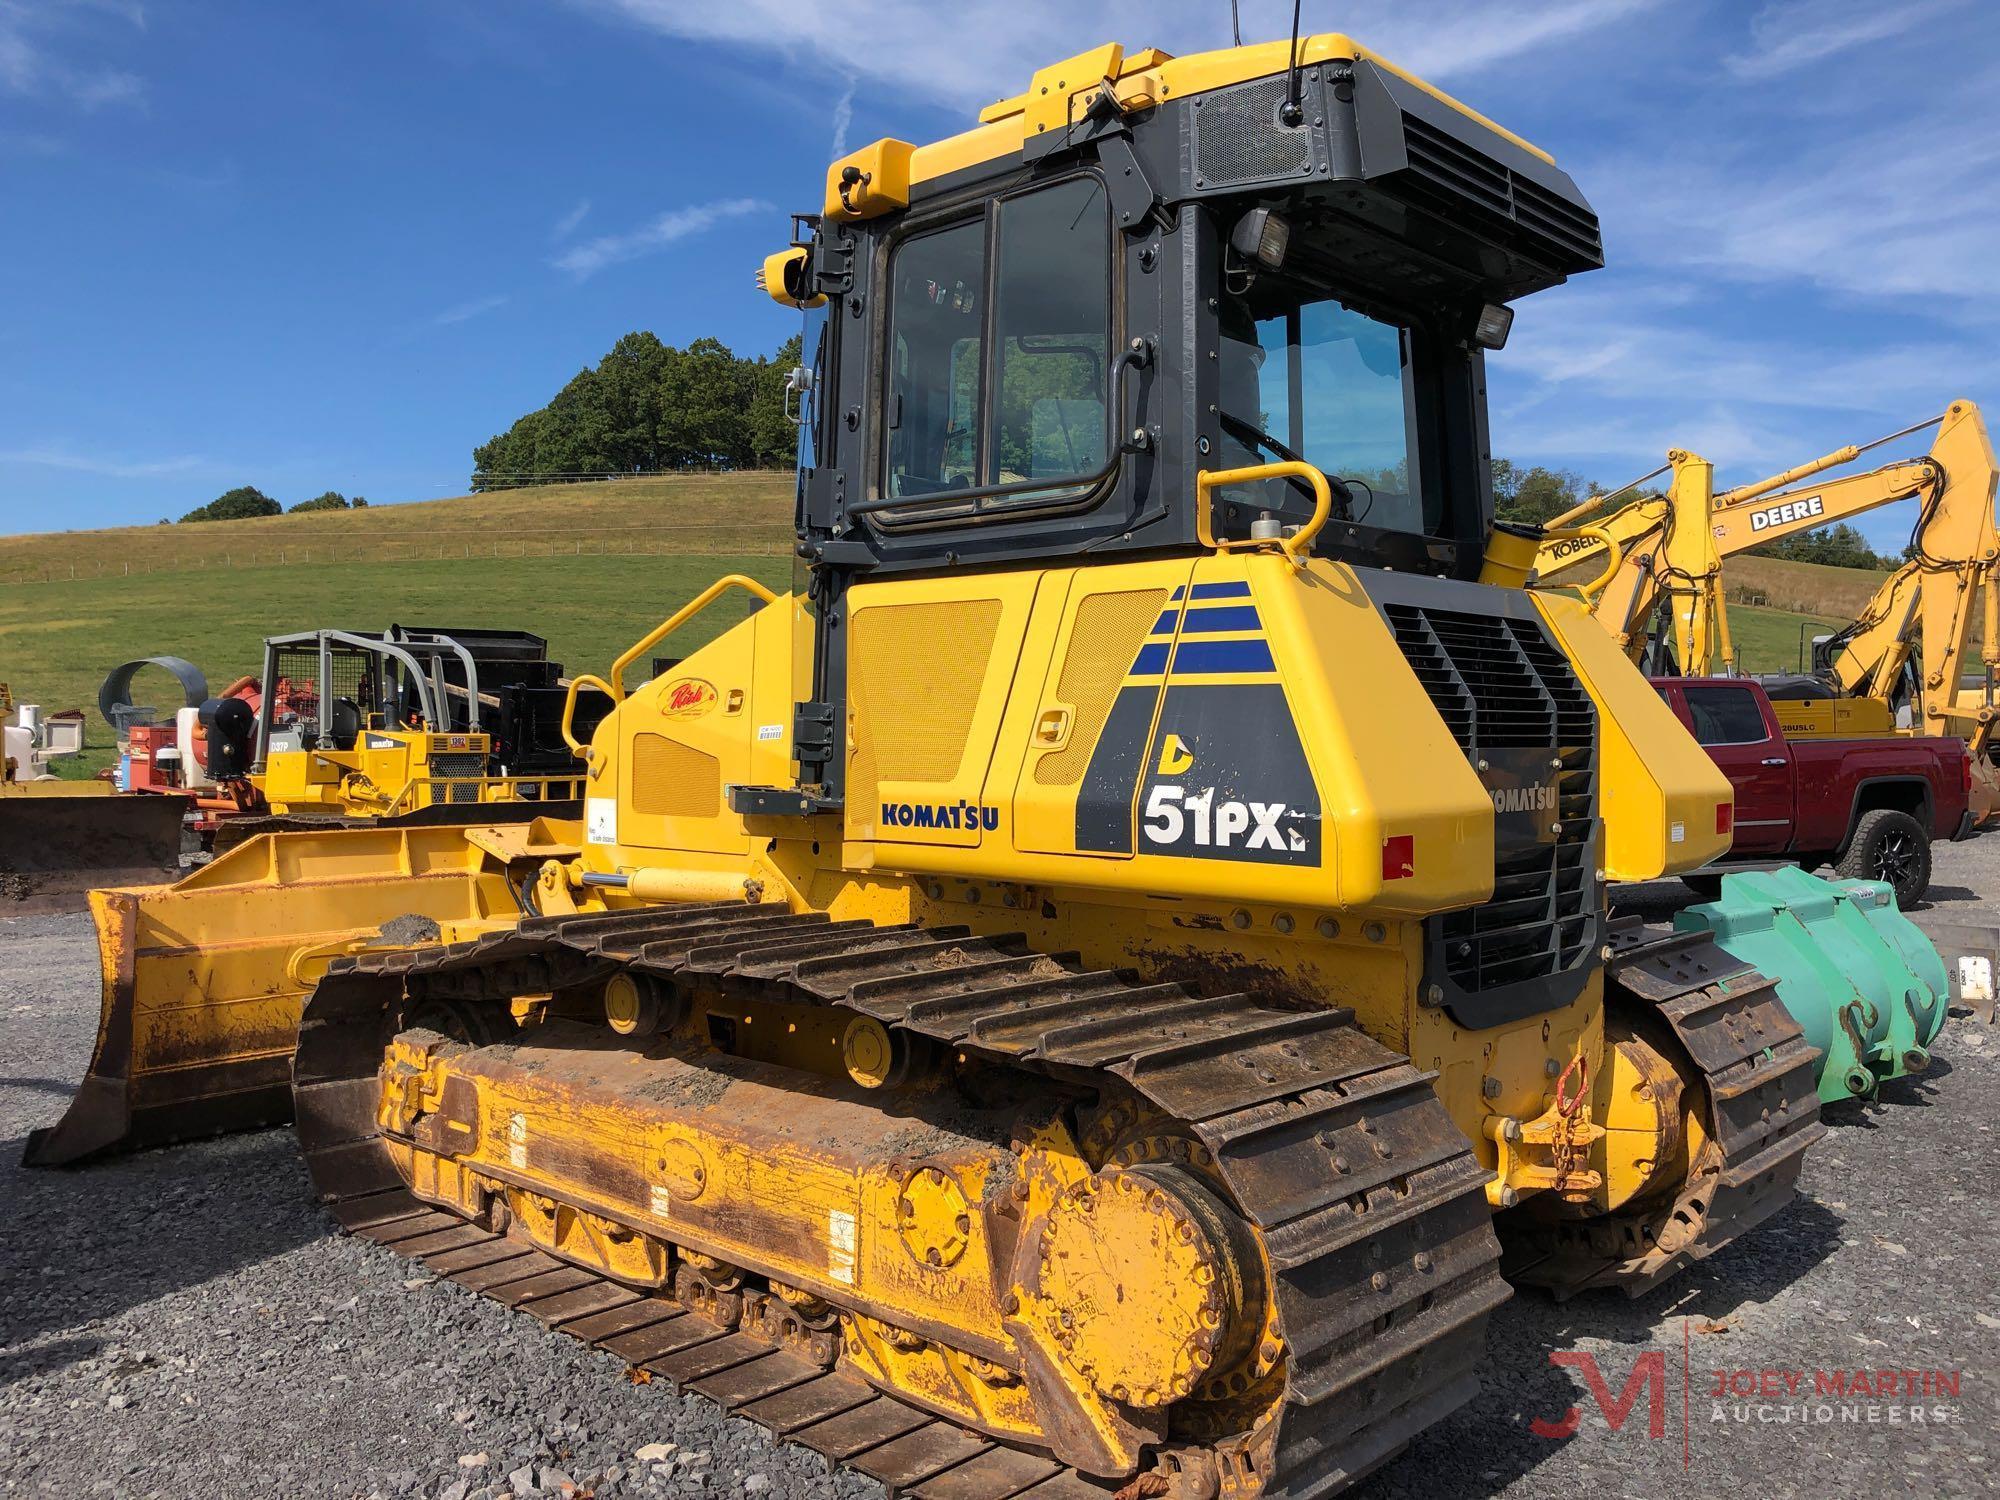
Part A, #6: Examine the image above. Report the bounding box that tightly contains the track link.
[293,902,1511,1500]
[1500,919,1826,1298]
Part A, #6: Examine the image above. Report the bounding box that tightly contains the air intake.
[1381,595,1601,1025]
[1397,114,1603,274]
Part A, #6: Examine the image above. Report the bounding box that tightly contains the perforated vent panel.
[849,599,1002,810]
[1384,601,1600,1002]
[630,733,721,819]
[1192,77,1314,187]
[1035,588,1167,787]
[427,751,484,805]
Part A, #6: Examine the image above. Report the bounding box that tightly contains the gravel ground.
[2,842,1996,1500]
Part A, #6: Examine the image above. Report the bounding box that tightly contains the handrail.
[609,574,778,699]
[560,673,616,756]
[374,769,590,819]
[558,573,779,757]
[1535,523,1624,599]
[1195,461,1333,565]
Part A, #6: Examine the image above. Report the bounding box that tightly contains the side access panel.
[608,611,760,858]
[1011,560,1194,856]
[843,573,1044,853]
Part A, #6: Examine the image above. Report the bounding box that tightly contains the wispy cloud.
[0,446,213,480]
[433,293,510,326]
[581,0,1657,110]
[828,78,854,159]
[551,198,591,241]
[0,0,145,110]
[1586,96,2000,313]
[1724,0,1962,79]
[552,196,769,279]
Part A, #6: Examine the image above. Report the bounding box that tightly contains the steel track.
[291,903,1512,1500]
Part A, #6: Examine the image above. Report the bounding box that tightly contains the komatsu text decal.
[882,800,1000,832]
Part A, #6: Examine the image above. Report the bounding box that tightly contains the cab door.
[1677,683,1793,854]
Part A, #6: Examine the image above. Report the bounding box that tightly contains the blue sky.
[2,0,1996,549]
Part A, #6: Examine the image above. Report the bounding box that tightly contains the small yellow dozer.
[29,34,1834,1499]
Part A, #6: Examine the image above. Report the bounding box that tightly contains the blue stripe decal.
[1170,581,1254,602]
[1150,610,1180,636]
[1177,605,1261,633]
[1130,642,1171,675]
[1170,639,1277,675]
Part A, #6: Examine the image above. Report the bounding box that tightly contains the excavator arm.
[1527,401,1992,680]
[1811,404,2000,803]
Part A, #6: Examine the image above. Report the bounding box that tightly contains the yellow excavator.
[1499,400,1994,679]
[31,34,1851,1497]
[1491,401,1999,818]
[1805,459,2000,822]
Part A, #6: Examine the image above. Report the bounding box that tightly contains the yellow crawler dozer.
[31,34,1827,1499]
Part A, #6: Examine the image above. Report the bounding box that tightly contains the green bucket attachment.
[1675,866,1950,1103]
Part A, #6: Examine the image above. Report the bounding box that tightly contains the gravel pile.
[4,839,1996,1498]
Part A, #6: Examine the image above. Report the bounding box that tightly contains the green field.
[0,473,796,585]
[3,552,795,777]
[1717,601,1850,675]
[0,472,1888,778]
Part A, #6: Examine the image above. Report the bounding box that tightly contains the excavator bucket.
[0,786,188,916]
[22,821,529,1166]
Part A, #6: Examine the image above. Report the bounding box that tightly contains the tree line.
[470,332,802,488]
[175,488,368,523]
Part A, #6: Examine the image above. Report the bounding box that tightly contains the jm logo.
[1529,1351,1667,1440]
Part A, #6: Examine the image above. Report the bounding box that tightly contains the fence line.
[0,531,792,587]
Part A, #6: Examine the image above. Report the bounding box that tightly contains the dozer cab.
[33,32,1913,1498]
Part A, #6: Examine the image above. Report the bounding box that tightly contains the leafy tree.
[472,332,806,488]
[1493,464,1590,526]
[289,491,352,513]
[1750,521,1889,570]
[180,486,279,522]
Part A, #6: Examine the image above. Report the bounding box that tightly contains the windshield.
[1217,290,1433,536]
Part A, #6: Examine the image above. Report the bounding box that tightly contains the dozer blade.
[0,787,188,916]
[208,796,584,854]
[22,821,527,1167]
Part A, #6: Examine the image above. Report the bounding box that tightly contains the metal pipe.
[1548,458,1672,529]
[1717,412,1945,507]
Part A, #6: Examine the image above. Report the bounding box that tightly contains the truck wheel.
[1836,808,1931,907]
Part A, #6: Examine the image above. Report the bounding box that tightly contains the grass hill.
[0,474,1903,777]
[0,473,796,585]
[1,475,797,775]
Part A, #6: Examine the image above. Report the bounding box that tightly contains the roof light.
[1473,302,1515,350]
[1230,207,1290,269]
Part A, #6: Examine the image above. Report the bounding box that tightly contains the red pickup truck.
[1651,676,1975,906]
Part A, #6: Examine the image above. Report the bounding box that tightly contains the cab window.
[882,176,1110,500]
[885,220,985,497]
[1682,686,1770,746]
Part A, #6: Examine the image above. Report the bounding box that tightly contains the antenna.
[1229,0,1242,46]
[1281,0,1304,126]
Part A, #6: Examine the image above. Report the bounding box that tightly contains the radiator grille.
[1192,77,1315,187]
[1399,113,1602,272]
[1035,587,1168,787]
[426,751,485,805]
[1386,602,1598,995]
[630,733,721,819]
